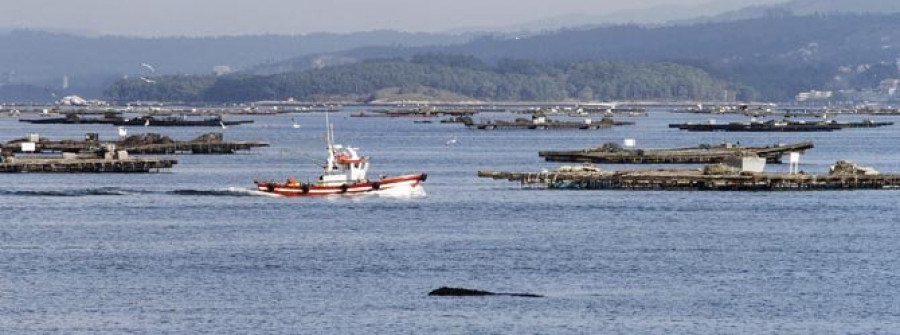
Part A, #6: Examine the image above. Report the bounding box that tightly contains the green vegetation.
[254,13,900,101]
[105,76,217,102]
[105,55,726,103]
[12,12,900,102]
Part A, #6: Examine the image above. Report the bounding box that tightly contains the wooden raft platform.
[478,170,900,191]
[466,118,634,130]
[670,120,893,132]
[20,114,253,127]
[4,133,269,155]
[118,142,266,154]
[0,158,176,173]
[352,109,477,118]
[539,142,814,164]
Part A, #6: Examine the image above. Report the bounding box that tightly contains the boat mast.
[325,110,332,149]
[324,111,336,172]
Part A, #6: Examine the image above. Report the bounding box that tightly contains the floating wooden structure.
[0,151,175,173]
[672,106,900,117]
[539,141,814,164]
[782,113,831,119]
[517,107,648,117]
[671,105,775,116]
[4,133,268,155]
[670,120,892,132]
[117,133,266,154]
[855,108,900,115]
[478,163,900,191]
[779,107,900,116]
[20,112,122,124]
[351,109,477,118]
[440,116,473,124]
[571,111,648,118]
[580,107,647,114]
[834,120,896,128]
[466,116,634,130]
[4,105,339,117]
[20,113,253,127]
[0,158,176,173]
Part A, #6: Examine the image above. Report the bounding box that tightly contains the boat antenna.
[325,110,333,145]
[324,110,337,172]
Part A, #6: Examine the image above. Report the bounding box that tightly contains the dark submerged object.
[428,287,543,298]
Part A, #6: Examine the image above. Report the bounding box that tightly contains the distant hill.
[691,0,900,24]
[106,55,727,103]
[460,0,783,34]
[255,13,900,101]
[447,0,900,36]
[779,0,900,14]
[0,30,473,101]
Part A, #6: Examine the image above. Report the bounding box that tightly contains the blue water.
[1,110,899,334]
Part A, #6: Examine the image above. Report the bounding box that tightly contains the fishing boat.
[254,116,427,197]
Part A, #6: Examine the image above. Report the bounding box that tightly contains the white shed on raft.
[724,155,767,173]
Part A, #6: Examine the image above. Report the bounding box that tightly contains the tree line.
[253,13,900,101]
[105,54,727,102]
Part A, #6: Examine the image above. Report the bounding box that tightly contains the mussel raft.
[478,161,900,191]
[539,141,814,164]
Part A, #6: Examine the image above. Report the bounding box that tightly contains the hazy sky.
[0,0,786,37]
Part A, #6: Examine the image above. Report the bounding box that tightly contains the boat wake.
[368,185,427,199]
[0,187,132,197]
[0,186,420,199]
[169,187,283,198]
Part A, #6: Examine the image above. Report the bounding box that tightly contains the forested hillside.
[106,55,726,103]
[254,13,900,101]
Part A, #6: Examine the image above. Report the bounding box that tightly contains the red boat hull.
[255,173,427,197]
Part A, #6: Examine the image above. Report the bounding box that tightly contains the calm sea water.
[1,110,899,334]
